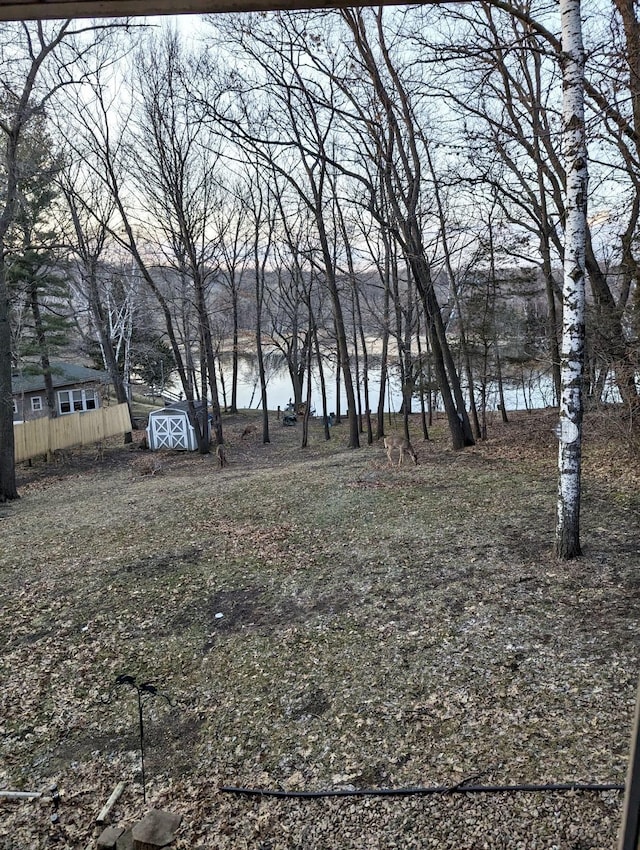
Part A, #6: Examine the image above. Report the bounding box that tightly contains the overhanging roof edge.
[0,0,408,21]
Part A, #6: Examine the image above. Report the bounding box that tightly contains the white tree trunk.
[556,0,588,558]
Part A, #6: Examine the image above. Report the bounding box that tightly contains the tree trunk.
[256,325,270,444]
[301,312,313,449]
[196,277,223,451]
[89,273,133,444]
[253,212,271,446]
[426,143,480,439]
[539,223,563,406]
[376,260,392,440]
[27,281,57,417]
[555,0,587,559]
[412,251,474,449]
[415,312,430,441]
[495,349,509,423]
[0,249,18,502]
[0,21,74,502]
[585,239,638,408]
[331,283,360,448]
[334,325,341,425]
[311,316,331,441]
[230,287,239,414]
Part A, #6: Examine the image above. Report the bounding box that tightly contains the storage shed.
[146,401,209,451]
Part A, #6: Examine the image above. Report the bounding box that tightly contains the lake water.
[207,354,558,414]
[151,351,628,415]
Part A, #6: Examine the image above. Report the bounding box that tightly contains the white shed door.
[149,413,191,450]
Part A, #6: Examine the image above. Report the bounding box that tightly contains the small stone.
[97,825,125,850]
[116,829,133,850]
[132,809,182,849]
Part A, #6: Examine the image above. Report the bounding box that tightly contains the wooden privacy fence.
[13,403,132,463]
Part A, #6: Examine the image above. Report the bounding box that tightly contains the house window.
[31,396,43,412]
[12,399,17,414]
[58,388,98,415]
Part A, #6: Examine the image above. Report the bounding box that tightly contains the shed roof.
[165,400,207,412]
[11,362,110,395]
[149,407,191,416]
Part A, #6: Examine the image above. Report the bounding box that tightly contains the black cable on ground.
[219,781,625,800]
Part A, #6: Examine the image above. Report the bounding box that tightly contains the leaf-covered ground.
[0,408,639,849]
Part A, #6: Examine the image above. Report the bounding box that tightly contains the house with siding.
[11,362,111,422]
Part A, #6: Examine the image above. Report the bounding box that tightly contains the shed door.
[149,413,191,450]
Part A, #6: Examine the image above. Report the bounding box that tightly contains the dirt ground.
[0,408,639,849]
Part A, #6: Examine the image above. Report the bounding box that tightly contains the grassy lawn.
[0,409,638,849]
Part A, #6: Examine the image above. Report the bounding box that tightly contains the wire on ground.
[219,781,625,800]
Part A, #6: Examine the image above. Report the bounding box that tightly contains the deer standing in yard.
[383,435,418,466]
[216,444,228,468]
[241,424,257,439]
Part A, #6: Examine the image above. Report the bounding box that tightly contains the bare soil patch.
[0,409,639,849]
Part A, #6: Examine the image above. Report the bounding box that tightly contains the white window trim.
[57,387,99,415]
[31,396,43,411]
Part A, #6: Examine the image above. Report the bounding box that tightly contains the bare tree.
[426,1,639,413]
[59,167,134,441]
[57,26,219,454]
[351,179,395,441]
[201,14,361,447]
[241,165,273,444]
[267,193,312,412]
[0,19,125,501]
[213,186,253,414]
[336,7,474,449]
[128,30,224,449]
[6,121,68,419]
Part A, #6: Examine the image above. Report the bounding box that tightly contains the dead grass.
[0,409,639,849]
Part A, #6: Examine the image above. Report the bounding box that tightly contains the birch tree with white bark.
[555,0,588,558]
